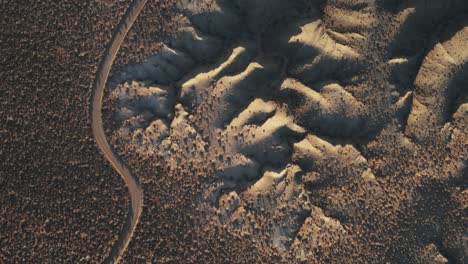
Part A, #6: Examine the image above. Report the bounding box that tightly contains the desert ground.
[1,0,467,263]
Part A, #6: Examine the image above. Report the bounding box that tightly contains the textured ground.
[107,0,467,263]
[0,0,466,263]
[0,1,136,262]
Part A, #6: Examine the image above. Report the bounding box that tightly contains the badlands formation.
[104,0,466,263]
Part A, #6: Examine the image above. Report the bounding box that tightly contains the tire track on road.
[90,0,147,263]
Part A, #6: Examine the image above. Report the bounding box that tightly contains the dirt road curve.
[90,0,147,263]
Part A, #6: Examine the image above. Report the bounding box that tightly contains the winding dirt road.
[90,0,147,263]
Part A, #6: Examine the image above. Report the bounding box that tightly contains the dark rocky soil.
[0,1,132,262]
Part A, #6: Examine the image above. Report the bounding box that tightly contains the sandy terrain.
[1,0,466,263]
[106,0,467,263]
